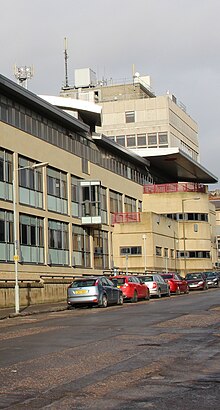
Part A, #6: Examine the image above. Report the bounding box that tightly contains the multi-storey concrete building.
[60,68,216,185]
[0,71,218,306]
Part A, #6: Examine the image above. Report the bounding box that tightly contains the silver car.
[139,274,170,298]
[67,276,123,308]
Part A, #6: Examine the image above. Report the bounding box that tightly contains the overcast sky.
[1,0,219,188]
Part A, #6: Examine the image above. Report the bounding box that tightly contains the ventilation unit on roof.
[74,68,97,88]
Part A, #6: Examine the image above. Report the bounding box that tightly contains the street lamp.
[13,161,49,314]
[181,197,200,277]
[142,234,147,272]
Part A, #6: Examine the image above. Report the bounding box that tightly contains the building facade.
[61,69,199,162]
[0,74,152,281]
[0,72,218,289]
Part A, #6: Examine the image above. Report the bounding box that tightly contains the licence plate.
[75,290,88,294]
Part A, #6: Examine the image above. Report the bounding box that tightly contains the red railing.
[143,183,206,194]
[112,212,141,224]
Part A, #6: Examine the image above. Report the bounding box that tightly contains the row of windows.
[0,96,152,185]
[109,132,168,149]
[0,151,140,221]
[119,246,211,259]
[0,210,110,268]
[167,213,208,222]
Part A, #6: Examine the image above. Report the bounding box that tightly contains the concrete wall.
[0,278,72,308]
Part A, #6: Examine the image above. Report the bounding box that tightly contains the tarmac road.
[0,289,220,409]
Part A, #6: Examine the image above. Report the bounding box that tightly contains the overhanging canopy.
[131,148,218,184]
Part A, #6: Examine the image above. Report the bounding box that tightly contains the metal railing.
[143,183,206,194]
[112,212,141,224]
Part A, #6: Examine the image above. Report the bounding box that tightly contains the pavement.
[0,301,68,320]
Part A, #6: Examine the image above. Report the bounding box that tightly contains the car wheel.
[176,286,181,295]
[101,294,108,308]
[157,288,161,298]
[145,292,150,301]
[131,290,138,303]
[184,286,189,294]
[118,294,123,305]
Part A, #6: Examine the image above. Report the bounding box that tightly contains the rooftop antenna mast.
[63,37,69,89]
[14,65,34,89]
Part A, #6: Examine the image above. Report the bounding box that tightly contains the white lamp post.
[142,234,147,272]
[181,197,200,277]
[13,161,48,314]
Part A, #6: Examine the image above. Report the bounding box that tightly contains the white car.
[139,274,170,298]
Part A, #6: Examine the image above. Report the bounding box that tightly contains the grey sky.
[1,0,219,187]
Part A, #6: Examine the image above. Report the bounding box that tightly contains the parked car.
[160,273,189,294]
[110,275,149,302]
[67,276,123,308]
[185,272,208,291]
[138,274,170,298]
[203,271,220,288]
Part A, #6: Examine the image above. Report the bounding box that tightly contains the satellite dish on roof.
[134,72,140,78]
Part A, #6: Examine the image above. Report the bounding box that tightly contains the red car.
[160,273,189,295]
[110,275,150,302]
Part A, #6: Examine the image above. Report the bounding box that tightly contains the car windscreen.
[161,274,173,279]
[70,279,97,288]
[143,276,153,282]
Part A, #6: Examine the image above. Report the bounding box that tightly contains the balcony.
[143,183,206,194]
[112,212,140,224]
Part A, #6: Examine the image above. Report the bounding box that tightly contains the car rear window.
[143,276,153,282]
[161,274,173,279]
[112,278,126,285]
[205,272,216,278]
[70,279,97,288]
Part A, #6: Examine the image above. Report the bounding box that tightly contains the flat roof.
[130,147,218,184]
[0,74,89,134]
[39,95,102,126]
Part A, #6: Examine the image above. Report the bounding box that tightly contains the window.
[177,250,210,259]
[81,181,101,221]
[137,134,146,146]
[156,246,162,256]
[125,111,135,123]
[0,209,13,261]
[93,229,109,269]
[120,246,142,255]
[148,133,157,146]
[126,135,136,147]
[110,190,123,224]
[0,149,13,201]
[71,175,81,217]
[164,248,168,257]
[18,156,43,208]
[47,168,67,214]
[158,132,168,145]
[20,214,44,264]
[72,225,90,267]
[124,196,136,213]
[48,220,69,265]
[116,135,125,147]
[100,186,108,224]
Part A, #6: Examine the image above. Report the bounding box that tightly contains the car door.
[106,278,118,303]
[157,275,166,294]
[175,274,185,292]
[100,277,113,303]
